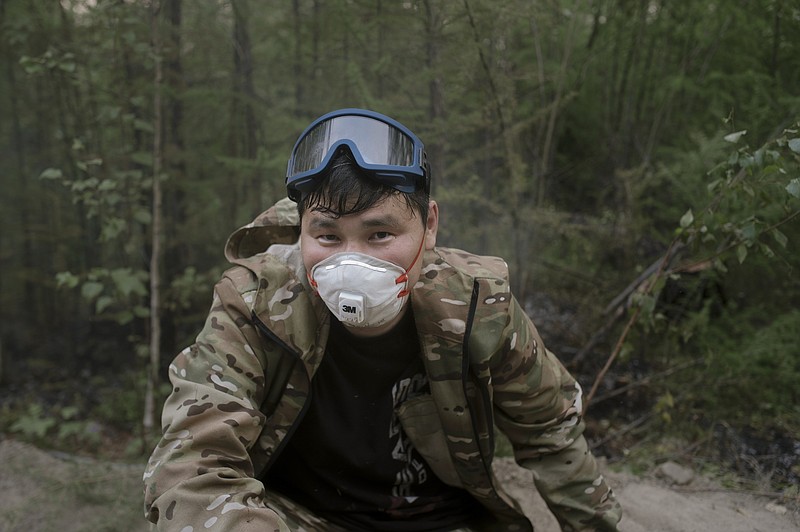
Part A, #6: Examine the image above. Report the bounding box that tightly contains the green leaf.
[60,406,80,420]
[133,119,154,133]
[96,295,115,314]
[111,268,148,297]
[724,130,747,143]
[39,168,63,180]
[741,221,757,242]
[631,293,656,315]
[100,218,127,241]
[134,209,152,225]
[760,164,781,176]
[58,60,76,73]
[754,149,764,168]
[786,178,800,198]
[55,271,80,289]
[736,243,748,264]
[98,179,117,191]
[788,138,800,154]
[116,310,134,325]
[772,229,788,248]
[679,209,694,228]
[104,191,122,206]
[765,149,780,164]
[640,294,656,315]
[87,268,108,281]
[131,152,153,167]
[81,281,104,300]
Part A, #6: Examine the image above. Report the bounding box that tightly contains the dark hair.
[296,150,429,225]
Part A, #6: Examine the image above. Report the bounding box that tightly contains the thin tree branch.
[583,238,681,414]
[590,358,703,406]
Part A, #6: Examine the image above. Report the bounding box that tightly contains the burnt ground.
[1,437,797,532]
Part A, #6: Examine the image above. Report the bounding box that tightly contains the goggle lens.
[286,109,428,201]
[289,115,416,175]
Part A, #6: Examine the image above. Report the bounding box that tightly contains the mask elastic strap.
[395,235,426,298]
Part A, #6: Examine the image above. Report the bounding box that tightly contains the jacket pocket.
[396,394,463,488]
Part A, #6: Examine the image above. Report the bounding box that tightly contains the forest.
[0,0,798,498]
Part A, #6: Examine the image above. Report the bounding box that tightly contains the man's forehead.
[304,209,406,229]
[303,196,416,229]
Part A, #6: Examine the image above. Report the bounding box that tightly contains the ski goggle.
[285,108,429,202]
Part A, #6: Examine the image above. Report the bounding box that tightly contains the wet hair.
[296,149,429,226]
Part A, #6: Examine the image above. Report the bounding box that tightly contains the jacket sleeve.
[492,297,622,531]
[143,271,290,532]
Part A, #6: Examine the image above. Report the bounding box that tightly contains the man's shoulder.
[220,243,305,297]
[413,247,511,321]
[430,246,509,282]
[224,198,300,262]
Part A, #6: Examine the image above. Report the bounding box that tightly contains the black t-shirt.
[265,310,477,531]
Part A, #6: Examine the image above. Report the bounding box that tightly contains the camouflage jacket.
[143,199,621,532]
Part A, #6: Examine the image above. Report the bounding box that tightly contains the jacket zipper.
[463,281,529,527]
[462,281,495,470]
[252,312,313,474]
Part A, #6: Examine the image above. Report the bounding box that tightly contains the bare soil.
[1,437,797,531]
[495,458,799,532]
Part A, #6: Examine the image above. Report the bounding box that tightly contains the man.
[143,108,621,531]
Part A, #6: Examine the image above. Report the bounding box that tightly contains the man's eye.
[319,234,339,242]
[373,232,392,240]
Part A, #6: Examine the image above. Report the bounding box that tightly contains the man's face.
[300,195,439,337]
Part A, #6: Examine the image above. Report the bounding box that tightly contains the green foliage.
[90,371,157,432]
[9,403,56,440]
[653,391,675,424]
[2,1,800,485]
[678,123,800,269]
[621,122,800,456]
[56,266,149,324]
[9,403,102,450]
[702,310,800,433]
[166,266,223,313]
[19,46,77,75]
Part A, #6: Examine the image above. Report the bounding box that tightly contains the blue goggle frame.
[285,108,429,202]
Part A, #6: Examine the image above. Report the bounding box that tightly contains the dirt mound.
[495,458,799,531]
[0,437,148,532]
[1,437,797,531]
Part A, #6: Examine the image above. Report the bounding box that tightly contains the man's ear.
[424,200,439,250]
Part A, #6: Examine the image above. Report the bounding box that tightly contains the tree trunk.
[231,0,259,217]
[161,0,184,358]
[144,0,164,438]
[2,0,35,327]
[292,0,304,115]
[423,0,446,189]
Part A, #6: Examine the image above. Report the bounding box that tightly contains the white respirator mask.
[309,240,424,329]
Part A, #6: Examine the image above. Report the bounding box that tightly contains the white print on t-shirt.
[390,374,429,498]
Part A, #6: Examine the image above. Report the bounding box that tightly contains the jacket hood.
[224,198,300,262]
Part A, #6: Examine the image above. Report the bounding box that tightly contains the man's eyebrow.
[307,217,338,230]
[361,215,402,228]
[306,213,404,230]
